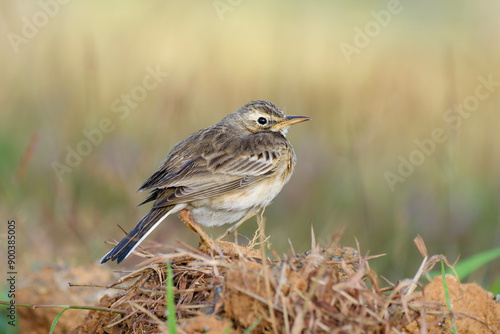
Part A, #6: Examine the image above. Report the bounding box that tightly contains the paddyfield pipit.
[101,100,309,264]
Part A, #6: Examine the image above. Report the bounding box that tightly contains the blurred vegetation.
[1,1,499,288]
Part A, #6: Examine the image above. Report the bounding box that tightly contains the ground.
[9,235,500,333]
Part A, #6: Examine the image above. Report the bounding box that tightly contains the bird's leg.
[179,209,217,250]
[216,211,257,241]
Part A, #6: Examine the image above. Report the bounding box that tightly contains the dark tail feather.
[100,206,174,264]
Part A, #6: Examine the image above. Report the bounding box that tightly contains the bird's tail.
[100,205,175,264]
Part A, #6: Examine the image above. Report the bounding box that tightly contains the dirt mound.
[405,275,500,333]
[14,264,114,334]
[68,237,499,333]
[11,236,500,333]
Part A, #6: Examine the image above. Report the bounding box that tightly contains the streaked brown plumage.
[101,100,309,263]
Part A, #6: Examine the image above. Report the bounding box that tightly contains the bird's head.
[226,100,310,135]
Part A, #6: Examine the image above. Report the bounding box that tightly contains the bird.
[100,100,309,264]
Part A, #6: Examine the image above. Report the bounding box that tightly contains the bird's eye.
[257,117,267,125]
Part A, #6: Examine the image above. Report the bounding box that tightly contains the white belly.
[188,174,289,227]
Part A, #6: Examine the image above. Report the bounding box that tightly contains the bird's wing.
[141,132,289,208]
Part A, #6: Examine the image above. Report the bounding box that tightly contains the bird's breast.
[189,147,295,227]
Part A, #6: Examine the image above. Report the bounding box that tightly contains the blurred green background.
[1,1,499,287]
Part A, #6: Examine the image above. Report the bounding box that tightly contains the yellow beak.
[273,116,310,130]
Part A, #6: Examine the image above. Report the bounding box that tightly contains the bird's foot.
[216,211,257,241]
[179,209,261,258]
[179,209,217,250]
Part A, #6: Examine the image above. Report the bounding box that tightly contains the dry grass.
[70,230,498,334]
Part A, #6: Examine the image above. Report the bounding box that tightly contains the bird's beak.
[273,116,310,130]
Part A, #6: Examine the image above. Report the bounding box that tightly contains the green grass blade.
[490,275,500,295]
[222,324,233,334]
[166,261,177,334]
[49,306,70,334]
[430,246,500,280]
[441,261,458,334]
[453,247,500,279]
[243,317,262,334]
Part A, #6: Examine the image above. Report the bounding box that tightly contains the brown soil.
[12,238,500,333]
[404,275,500,333]
[15,264,115,334]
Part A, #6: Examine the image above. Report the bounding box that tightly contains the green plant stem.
[166,261,177,334]
[441,261,458,334]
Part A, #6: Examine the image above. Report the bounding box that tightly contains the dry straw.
[74,232,479,333]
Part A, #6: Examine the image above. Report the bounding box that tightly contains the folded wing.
[139,131,289,208]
